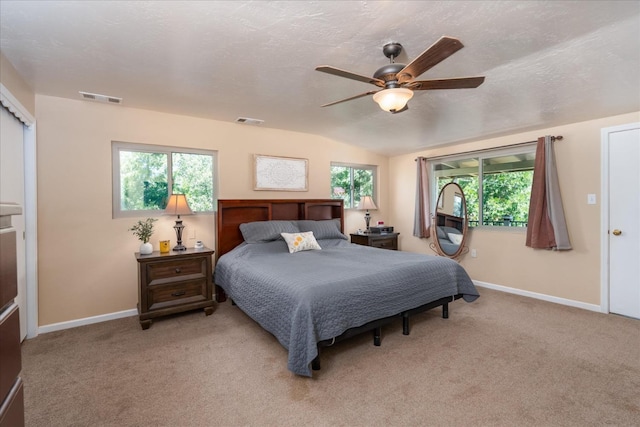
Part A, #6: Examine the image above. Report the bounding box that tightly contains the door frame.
[600,122,640,314]
[0,83,38,338]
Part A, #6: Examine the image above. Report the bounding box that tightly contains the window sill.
[469,225,527,233]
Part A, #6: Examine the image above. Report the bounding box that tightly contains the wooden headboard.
[216,199,344,260]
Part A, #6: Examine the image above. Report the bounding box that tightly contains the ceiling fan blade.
[406,76,485,90]
[320,90,379,107]
[316,66,385,87]
[397,36,464,83]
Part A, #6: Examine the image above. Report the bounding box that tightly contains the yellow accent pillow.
[281,231,322,253]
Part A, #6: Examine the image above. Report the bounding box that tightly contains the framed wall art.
[254,154,308,191]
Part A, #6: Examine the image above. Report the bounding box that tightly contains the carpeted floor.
[20,288,640,426]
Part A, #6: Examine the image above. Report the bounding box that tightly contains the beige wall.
[31,91,640,323]
[389,111,640,306]
[36,95,389,325]
[0,51,35,116]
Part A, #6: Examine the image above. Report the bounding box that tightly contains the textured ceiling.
[1,1,639,156]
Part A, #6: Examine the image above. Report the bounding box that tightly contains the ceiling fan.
[315,36,485,114]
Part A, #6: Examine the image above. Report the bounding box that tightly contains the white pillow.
[447,233,463,246]
[280,231,322,253]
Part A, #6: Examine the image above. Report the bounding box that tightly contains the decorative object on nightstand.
[357,195,378,232]
[159,240,170,253]
[164,194,193,251]
[128,217,158,255]
[135,247,215,329]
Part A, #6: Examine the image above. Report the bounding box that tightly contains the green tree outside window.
[113,142,216,218]
[330,163,376,209]
[434,150,534,227]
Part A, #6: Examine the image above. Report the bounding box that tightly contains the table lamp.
[357,196,378,232]
[164,194,193,251]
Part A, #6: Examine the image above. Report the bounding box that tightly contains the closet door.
[0,106,26,339]
[606,123,640,319]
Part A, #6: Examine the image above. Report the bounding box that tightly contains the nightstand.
[135,247,215,330]
[350,232,399,250]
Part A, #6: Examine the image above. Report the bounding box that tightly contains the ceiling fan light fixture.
[372,88,413,112]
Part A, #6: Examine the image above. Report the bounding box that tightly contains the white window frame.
[330,162,377,209]
[430,144,536,229]
[112,141,217,218]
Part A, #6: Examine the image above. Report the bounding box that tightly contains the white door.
[0,106,27,339]
[606,123,640,319]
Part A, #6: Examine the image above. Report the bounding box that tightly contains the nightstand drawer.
[350,232,399,251]
[148,279,207,310]
[146,257,206,282]
[370,237,397,250]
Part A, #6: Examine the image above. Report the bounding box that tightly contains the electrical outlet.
[471,249,477,258]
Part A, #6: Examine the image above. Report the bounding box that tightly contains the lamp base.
[364,211,371,232]
[173,220,187,251]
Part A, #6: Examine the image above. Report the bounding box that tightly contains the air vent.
[235,117,264,125]
[79,91,122,105]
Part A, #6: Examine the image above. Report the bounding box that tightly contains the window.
[112,142,217,218]
[330,162,376,209]
[432,146,536,228]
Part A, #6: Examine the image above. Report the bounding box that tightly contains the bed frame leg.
[373,327,381,346]
[442,303,449,319]
[402,313,410,335]
[215,285,227,303]
[312,352,321,371]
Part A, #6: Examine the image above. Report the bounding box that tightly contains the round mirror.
[432,182,468,258]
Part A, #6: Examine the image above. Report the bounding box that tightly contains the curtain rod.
[415,135,563,161]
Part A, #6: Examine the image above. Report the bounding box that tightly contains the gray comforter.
[214,238,479,376]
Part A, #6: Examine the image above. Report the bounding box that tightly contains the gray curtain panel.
[544,137,572,250]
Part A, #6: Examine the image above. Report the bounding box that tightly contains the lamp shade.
[357,196,378,211]
[372,88,413,112]
[164,194,193,217]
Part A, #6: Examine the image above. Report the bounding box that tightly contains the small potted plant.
[129,218,158,254]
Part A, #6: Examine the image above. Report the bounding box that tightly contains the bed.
[213,199,479,377]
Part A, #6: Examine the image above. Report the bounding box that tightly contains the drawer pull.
[171,290,186,297]
[175,268,181,274]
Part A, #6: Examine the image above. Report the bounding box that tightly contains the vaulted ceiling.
[1,1,639,156]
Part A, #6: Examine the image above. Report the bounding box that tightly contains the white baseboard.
[473,280,603,313]
[34,281,602,336]
[37,308,138,335]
